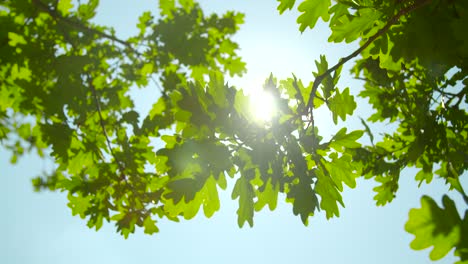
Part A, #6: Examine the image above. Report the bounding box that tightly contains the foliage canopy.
[1,0,467,262]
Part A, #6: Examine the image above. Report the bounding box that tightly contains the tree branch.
[88,77,127,180]
[89,77,158,215]
[305,0,432,113]
[32,0,142,56]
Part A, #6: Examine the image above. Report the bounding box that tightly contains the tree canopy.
[1,0,467,262]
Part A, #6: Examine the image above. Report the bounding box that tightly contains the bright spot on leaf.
[249,88,276,122]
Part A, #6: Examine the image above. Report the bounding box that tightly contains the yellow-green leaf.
[405,195,462,260]
[57,0,74,16]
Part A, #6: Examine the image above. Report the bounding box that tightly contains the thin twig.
[89,77,157,215]
[32,0,142,56]
[88,77,126,179]
[444,88,466,107]
[305,0,432,113]
[150,75,164,94]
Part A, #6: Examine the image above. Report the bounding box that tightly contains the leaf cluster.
[1,1,468,263]
[277,0,467,261]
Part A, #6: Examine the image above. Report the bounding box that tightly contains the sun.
[249,88,276,122]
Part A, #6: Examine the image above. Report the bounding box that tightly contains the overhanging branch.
[305,0,432,113]
[32,0,142,56]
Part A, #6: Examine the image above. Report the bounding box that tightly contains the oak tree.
[1,0,467,262]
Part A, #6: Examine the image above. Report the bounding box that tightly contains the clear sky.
[1,1,467,263]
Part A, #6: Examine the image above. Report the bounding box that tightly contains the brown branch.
[305,0,432,113]
[32,0,142,56]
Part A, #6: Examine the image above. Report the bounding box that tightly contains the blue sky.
[1,1,467,263]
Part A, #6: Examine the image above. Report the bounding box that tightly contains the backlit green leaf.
[143,216,160,234]
[232,176,255,227]
[287,178,318,225]
[329,8,381,43]
[315,168,344,219]
[8,32,27,46]
[202,176,220,218]
[159,0,176,17]
[68,193,92,218]
[255,178,279,211]
[406,195,462,260]
[277,0,296,14]
[327,87,356,124]
[57,0,74,16]
[297,0,331,32]
[329,128,363,151]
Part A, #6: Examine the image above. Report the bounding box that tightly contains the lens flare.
[250,89,276,122]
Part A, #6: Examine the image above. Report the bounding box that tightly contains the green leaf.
[10,64,31,81]
[68,193,92,218]
[140,63,154,76]
[287,179,318,225]
[137,11,152,35]
[163,190,202,220]
[328,8,381,43]
[179,0,195,11]
[68,151,94,175]
[279,75,308,109]
[325,152,357,191]
[234,89,250,119]
[415,168,433,185]
[149,98,166,118]
[165,178,202,204]
[225,57,246,77]
[57,0,74,16]
[373,174,398,206]
[327,87,356,124]
[208,71,228,108]
[277,0,296,14]
[297,0,331,32]
[8,32,27,47]
[313,55,335,99]
[77,0,98,20]
[255,178,279,211]
[232,176,255,227]
[329,128,363,151]
[174,109,192,122]
[360,117,374,144]
[405,195,462,260]
[217,172,227,189]
[315,168,344,219]
[17,123,31,139]
[159,0,176,17]
[41,123,73,161]
[202,176,220,218]
[143,216,159,234]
